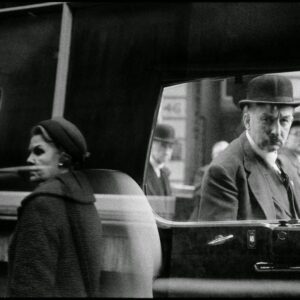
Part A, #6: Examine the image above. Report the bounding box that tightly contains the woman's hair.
[31,125,55,144]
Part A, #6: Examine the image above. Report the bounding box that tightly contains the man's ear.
[242,110,251,130]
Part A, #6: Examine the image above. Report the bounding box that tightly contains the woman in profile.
[7,117,102,297]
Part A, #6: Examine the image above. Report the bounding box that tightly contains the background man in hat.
[145,123,176,196]
[193,140,229,194]
[279,111,300,180]
[189,140,229,221]
[198,74,300,221]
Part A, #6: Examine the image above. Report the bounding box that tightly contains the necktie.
[276,162,298,219]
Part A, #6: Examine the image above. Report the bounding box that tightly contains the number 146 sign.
[161,98,186,118]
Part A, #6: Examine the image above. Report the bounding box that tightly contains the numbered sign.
[161,98,186,118]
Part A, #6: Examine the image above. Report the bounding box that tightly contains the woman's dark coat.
[7,171,102,297]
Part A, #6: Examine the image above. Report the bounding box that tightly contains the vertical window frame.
[0,2,72,118]
[52,2,72,117]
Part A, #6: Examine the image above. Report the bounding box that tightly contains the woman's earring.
[58,152,71,168]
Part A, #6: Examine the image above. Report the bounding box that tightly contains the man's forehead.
[152,139,173,147]
[255,104,294,116]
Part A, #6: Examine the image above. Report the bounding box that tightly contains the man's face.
[245,104,294,152]
[285,125,300,155]
[151,140,174,165]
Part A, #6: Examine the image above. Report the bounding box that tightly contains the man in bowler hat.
[145,124,175,196]
[199,74,300,221]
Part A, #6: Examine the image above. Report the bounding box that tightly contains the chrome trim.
[207,234,234,246]
[0,191,287,229]
[154,212,276,228]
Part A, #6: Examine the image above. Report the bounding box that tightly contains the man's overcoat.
[199,132,300,221]
[146,163,172,196]
[279,147,300,180]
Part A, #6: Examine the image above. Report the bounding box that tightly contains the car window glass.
[145,71,300,222]
[0,10,61,190]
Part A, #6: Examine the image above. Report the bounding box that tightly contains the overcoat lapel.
[242,134,276,219]
[146,164,165,195]
[278,156,300,218]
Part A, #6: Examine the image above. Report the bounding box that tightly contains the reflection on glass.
[145,123,179,220]
[0,11,61,171]
[95,193,162,297]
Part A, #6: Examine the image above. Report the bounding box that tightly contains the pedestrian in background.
[279,111,300,180]
[190,140,229,221]
[145,123,176,196]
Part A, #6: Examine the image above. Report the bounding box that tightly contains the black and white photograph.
[0,1,300,298]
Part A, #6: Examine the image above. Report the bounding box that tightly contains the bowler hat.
[239,74,300,108]
[153,124,176,144]
[37,117,89,163]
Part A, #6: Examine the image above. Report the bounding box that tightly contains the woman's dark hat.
[239,74,300,108]
[38,117,89,163]
[153,124,176,144]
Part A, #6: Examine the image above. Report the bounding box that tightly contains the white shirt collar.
[150,155,164,177]
[246,130,280,173]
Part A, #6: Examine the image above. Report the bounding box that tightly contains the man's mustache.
[269,135,282,145]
